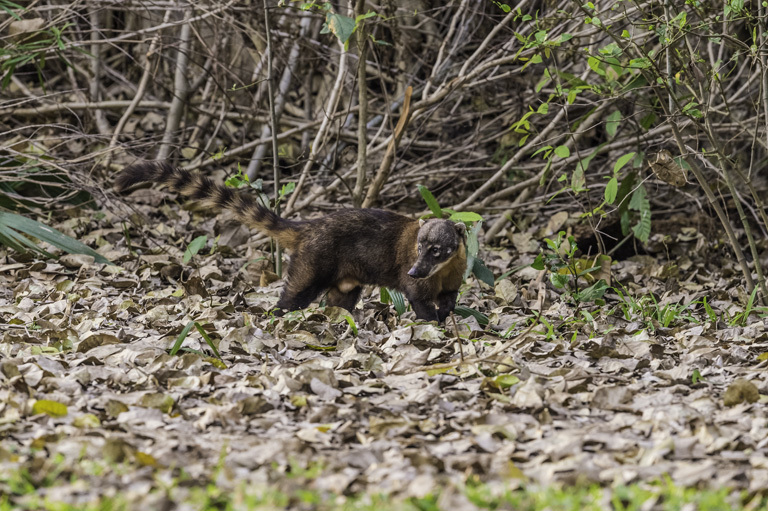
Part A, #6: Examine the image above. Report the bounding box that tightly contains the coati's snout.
[407,219,467,279]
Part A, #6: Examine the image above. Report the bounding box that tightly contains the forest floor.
[1,187,767,511]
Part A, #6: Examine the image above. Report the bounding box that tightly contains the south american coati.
[115,161,467,322]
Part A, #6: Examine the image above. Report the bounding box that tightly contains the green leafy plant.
[380,286,406,317]
[724,287,763,327]
[169,321,225,367]
[1,17,73,89]
[613,286,696,331]
[699,296,718,323]
[531,231,608,303]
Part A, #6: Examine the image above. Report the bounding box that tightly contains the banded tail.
[115,161,301,250]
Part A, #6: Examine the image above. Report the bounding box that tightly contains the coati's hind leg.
[275,262,328,312]
[437,290,459,323]
[276,282,324,312]
[326,285,362,312]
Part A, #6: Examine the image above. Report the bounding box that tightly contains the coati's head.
[407,219,467,279]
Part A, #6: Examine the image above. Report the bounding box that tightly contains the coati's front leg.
[437,290,459,323]
[408,297,439,322]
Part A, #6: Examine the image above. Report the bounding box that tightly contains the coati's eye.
[431,247,440,255]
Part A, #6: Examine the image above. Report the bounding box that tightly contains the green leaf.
[225,167,249,188]
[629,184,647,210]
[0,211,110,264]
[550,272,569,289]
[571,166,585,192]
[613,152,636,174]
[465,222,481,259]
[537,103,549,114]
[691,368,703,384]
[628,57,652,69]
[418,185,442,218]
[604,177,618,204]
[343,315,358,336]
[574,279,609,302]
[472,258,495,286]
[183,235,208,264]
[381,287,406,316]
[169,321,196,356]
[554,145,570,158]
[605,110,622,138]
[453,306,489,326]
[488,374,520,389]
[33,400,68,417]
[531,253,546,271]
[323,12,356,44]
[632,207,651,242]
[355,10,377,22]
[448,211,483,223]
[279,182,296,197]
[194,322,223,362]
[587,56,604,76]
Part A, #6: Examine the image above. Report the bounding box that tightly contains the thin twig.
[449,312,464,363]
[263,0,282,277]
[352,0,369,207]
[157,5,193,161]
[285,37,349,212]
[246,15,313,180]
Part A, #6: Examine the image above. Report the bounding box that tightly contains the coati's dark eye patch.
[431,247,440,255]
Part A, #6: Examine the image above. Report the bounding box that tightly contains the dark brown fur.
[116,161,467,322]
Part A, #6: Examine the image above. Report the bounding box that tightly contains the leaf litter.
[0,200,767,509]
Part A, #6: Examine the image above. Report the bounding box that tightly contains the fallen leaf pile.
[0,199,766,508]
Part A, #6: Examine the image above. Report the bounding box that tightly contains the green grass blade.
[381,287,406,316]
[169,321,196,356]
[193,322,224,362]
[0,211,110,264]
[0,223,55,257]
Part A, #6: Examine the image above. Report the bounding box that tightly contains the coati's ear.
[454,222,467,237]
[419,218,426,227]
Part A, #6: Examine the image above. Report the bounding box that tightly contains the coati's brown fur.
[116,161,467,322]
